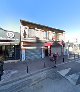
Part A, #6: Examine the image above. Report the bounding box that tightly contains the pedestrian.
[49,53,54,61]
[0,63,2,81]
[56,52,59,60]
[0,61,4,81]
[53,53,57,67]
[0,74,1,81]
[0,61,4,72]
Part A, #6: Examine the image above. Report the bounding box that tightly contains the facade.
[0,28,20,60]
[65,40,80,55]
[20,20,65,61]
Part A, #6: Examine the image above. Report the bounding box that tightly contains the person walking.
[0,61,4,81]
[53,53,57,67]
[0,63,2,81]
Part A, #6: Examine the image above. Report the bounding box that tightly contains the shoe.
[54,65,57,67]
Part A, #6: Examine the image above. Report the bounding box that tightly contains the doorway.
[45,46,48,56]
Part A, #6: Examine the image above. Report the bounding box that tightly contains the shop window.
[43,31,47,39]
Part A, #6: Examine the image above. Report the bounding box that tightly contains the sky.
[0,0,80,42]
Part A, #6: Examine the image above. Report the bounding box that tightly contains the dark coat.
[53,54,57,60]
[0,61,4,75]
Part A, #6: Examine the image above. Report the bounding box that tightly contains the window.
[28,29,35,37]
[43,31,47,39]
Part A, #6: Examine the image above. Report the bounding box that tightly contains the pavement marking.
[75,60,80,63]
[57,68,71,76]
[56,58,80,67]
[1,70,18,82]
[56,60,72,67]
[65,73,79,85]
[57,68,80,85]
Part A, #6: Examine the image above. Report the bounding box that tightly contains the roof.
[0,27,19,34]
[20,20,65,33]
[0,27,20,42]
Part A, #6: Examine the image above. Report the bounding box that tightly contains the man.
[0,61,4,81]
[53,53,57,67]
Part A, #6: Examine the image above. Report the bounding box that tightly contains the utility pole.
[20,23,22,61]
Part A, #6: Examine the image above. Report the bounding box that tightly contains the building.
[20,20,65,61]
[0,28,20,60]
[65,40,80,55]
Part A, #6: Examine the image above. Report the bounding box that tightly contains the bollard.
[0,75,1,81]
[74,54,75,59]
[63,57,64,62]
[27,65,28,73]
[44,62,45,68]
[78,53,79,58]
[63,55,64,62]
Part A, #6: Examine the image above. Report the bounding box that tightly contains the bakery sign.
[6,32,15,38]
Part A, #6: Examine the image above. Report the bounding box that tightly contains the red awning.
[44,42,53,46]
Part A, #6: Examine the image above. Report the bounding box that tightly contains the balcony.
[21,37,36,42]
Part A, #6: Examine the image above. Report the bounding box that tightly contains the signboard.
[6,32,15,38]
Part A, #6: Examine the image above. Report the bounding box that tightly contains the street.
[0,58,80,92]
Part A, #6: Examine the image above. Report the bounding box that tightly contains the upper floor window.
[43,31,47,39]
[28,29,35,38]
[57,33,63,41]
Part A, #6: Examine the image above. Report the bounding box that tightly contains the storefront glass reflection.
[6,46,15,59]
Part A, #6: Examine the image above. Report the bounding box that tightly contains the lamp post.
[20,25,22,61]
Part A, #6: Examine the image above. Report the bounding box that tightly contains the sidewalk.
[0,55,76,85]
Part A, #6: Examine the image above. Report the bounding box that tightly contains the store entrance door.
[5,45,15,60]
[45,46,48,56]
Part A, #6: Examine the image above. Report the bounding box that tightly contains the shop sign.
[6,32,15,38]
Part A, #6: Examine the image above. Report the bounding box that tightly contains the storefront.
[0,28,20,60]
[44,42,53,56]
[20,20,65,61]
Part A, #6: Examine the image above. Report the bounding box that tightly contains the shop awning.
[0,42,19,45]
[44,42,53,46]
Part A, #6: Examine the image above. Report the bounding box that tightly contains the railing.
[21,37,62,43]
[21,37,37,42]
